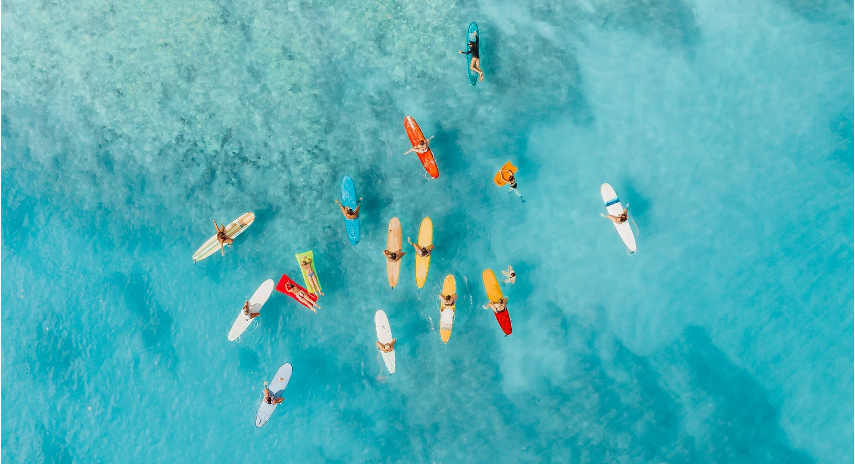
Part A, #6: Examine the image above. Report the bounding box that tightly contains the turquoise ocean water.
[2,0,853,462]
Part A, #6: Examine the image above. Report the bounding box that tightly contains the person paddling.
[483,297,508,313]
[299,256,324,296]
[383,249,406,262]
[213,220,234,256]
[404,136,434,155]
[441,293,457,309]
[407,237,434,257]
[376,339,396,353]
[501,265,516,284]
[459,31,484,81]
[335,198,362,219]
[283,281,321,312]
[263,382,284,405]
[242,301,260,319]
[602,205,629,224]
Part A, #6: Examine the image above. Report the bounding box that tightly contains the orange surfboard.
[404,116,439,179]
[494,161,517,186]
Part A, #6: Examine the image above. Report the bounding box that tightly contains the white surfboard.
[256,363,292,428]
[374,310,396,374]
[228,279,275,341]
[601,183,637,253]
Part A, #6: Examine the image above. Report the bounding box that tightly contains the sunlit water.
[2,0,853,462]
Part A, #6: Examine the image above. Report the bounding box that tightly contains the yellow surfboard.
[440,274,456,343]
[386,218,403,288]
[415,217,433,288]
[493,161,517,186]
[482,269,503,303]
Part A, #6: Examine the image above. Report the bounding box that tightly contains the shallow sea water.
[1,0,853,462]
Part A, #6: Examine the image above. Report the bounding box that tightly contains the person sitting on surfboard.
[213,220,234,256]
[376,339,396,353]
[403,136,434,155]
[501,169,519,190]
[299,257,324,296]
[263,382,285,405]
[483,297,508,313]
[458,31,484,81]
[242,301,260,319]
[335,198,362,219]
[383,249,406,261]
[283,281,321,311]
[441,293,458,308]
[501,266,516,284]
[602,205,629,224]
[407,238,434,257]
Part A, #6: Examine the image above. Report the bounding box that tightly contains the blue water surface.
[2,0,853,462]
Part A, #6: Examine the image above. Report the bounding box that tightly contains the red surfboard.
[403,116,439,179]
[275,273,318,310]
[494,309,512,335]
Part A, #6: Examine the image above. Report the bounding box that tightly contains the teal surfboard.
[341,175,360,245]
[466,22,479,86]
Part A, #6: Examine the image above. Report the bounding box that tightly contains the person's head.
[419,139,425,145]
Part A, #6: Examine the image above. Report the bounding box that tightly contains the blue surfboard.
[466,22,479,87]
[340,175,360,245]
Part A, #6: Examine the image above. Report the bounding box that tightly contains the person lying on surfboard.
[501,169,519,190]
[335,198,362,219]
[458,31,484,81]
[407,238,434,257]
[299,257,324,296]
[441,293,458,308]
[502,266,516,284]
[376,339,396,353]
[263,382,285,405]
[403,136,434,155]
[242,301,261,319]
[283,281,321,311]
[383,249,406,261]
[602,205,629,224]
[213,220,235,255]
[483,297,508,313]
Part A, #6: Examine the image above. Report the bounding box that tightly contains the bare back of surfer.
[242,300,260,319]
[299,257,324,296]
[407,237,434,257]
[284,281,321,312]
[458,31,484,81]
[603,205,629,224]
[263,383,284,405]
[404,136,434,155]
[335,198,361,219]
[383,249,406,262]
[213,220,234,256]
[376,339,396,353]
[483,297,508,314]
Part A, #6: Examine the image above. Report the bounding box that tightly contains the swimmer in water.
[501,266,516,284]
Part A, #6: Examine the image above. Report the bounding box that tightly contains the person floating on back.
[283,281,322,312]
[407,237,434,257]
[602,205,629,224]
[335,198,362,219]
[242,301,260,319]
[502,266,516,284]
[459,31,484,81]
[299,256,324,296]
[263,382,284,405]
[213,220,234,256]
[376,339,396,353]
[483,297,508,313]
[383,249,406,262]
[404,136,434,155]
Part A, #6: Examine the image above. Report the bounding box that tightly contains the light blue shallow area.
[1,0,852,462]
